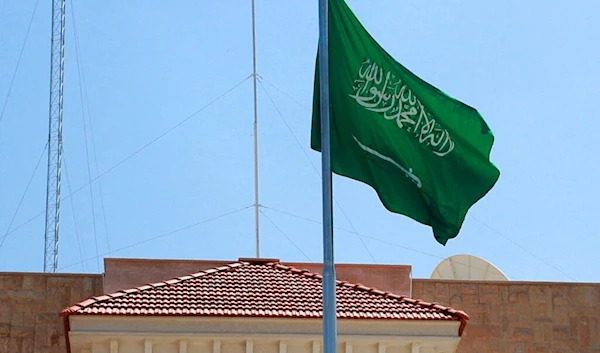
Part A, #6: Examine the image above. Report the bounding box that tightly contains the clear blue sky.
[1,0,599,282]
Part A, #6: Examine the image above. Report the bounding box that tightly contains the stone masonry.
[0,272,102,353]
[412,279,600,353]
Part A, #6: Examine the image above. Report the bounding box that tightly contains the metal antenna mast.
[251,0,260,257]
[44,0,66,272]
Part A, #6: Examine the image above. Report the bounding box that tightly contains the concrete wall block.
[10,313,23,327]
[462,325,501,341]
[0,324,9,338]
[551,287,568,307]
[508,285,529,294]
[0,275,23,289]
[22,313,36,327]
[460,284,478,296]
[9,325,34,339]
[1,337,22,353]
[435,283,449,297]
[568,286,597,308]
[417,293,435,303]
[459,294,478,310]
[506,342,524,353]
[499,286,509,304]
[479,284,500,295]
[448,283,462,297]
[528,286,551,305]
[523,343,551,353]
[510,327,534,342]
[0,302,10,323]
[35,313,57,325]
[449,293,463,309]
[531,302,553,321]
[10,296,45,313]
[588,317,600,350]
[508,292,529,304]
[20,337,35,353]
[551,325,577,345]
[471,340,505,353]
[532,322,552,343]
[47,277,77,288]
[410,281,422,295]
[575,317,591,350]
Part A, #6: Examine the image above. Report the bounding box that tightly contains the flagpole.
[318,0,338,353]
[251,0,260,258]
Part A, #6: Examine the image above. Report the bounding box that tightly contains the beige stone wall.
[0,272,103,353]
[412,279,600,353]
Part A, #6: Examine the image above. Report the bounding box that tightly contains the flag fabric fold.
[311,0,500,245]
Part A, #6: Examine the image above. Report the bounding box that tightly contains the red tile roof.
[61,259,468,327]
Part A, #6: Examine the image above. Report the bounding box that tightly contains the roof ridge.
[60,261,249,317]
[263,261,469,322]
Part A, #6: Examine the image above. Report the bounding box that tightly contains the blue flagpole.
[318,1,337,353]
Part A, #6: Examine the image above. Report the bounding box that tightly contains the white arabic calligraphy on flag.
[349,59,455,157]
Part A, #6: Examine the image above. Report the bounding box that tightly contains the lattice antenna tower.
[44,0,66,272]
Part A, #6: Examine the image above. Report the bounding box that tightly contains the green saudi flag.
[311,0,500,245]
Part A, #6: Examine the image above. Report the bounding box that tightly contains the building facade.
[61,259,467,353]
[1,258,598,353]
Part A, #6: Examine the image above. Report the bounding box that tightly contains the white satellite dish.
[430,254,509,281]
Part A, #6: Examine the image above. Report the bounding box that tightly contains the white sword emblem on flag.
[353,135,422,188]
